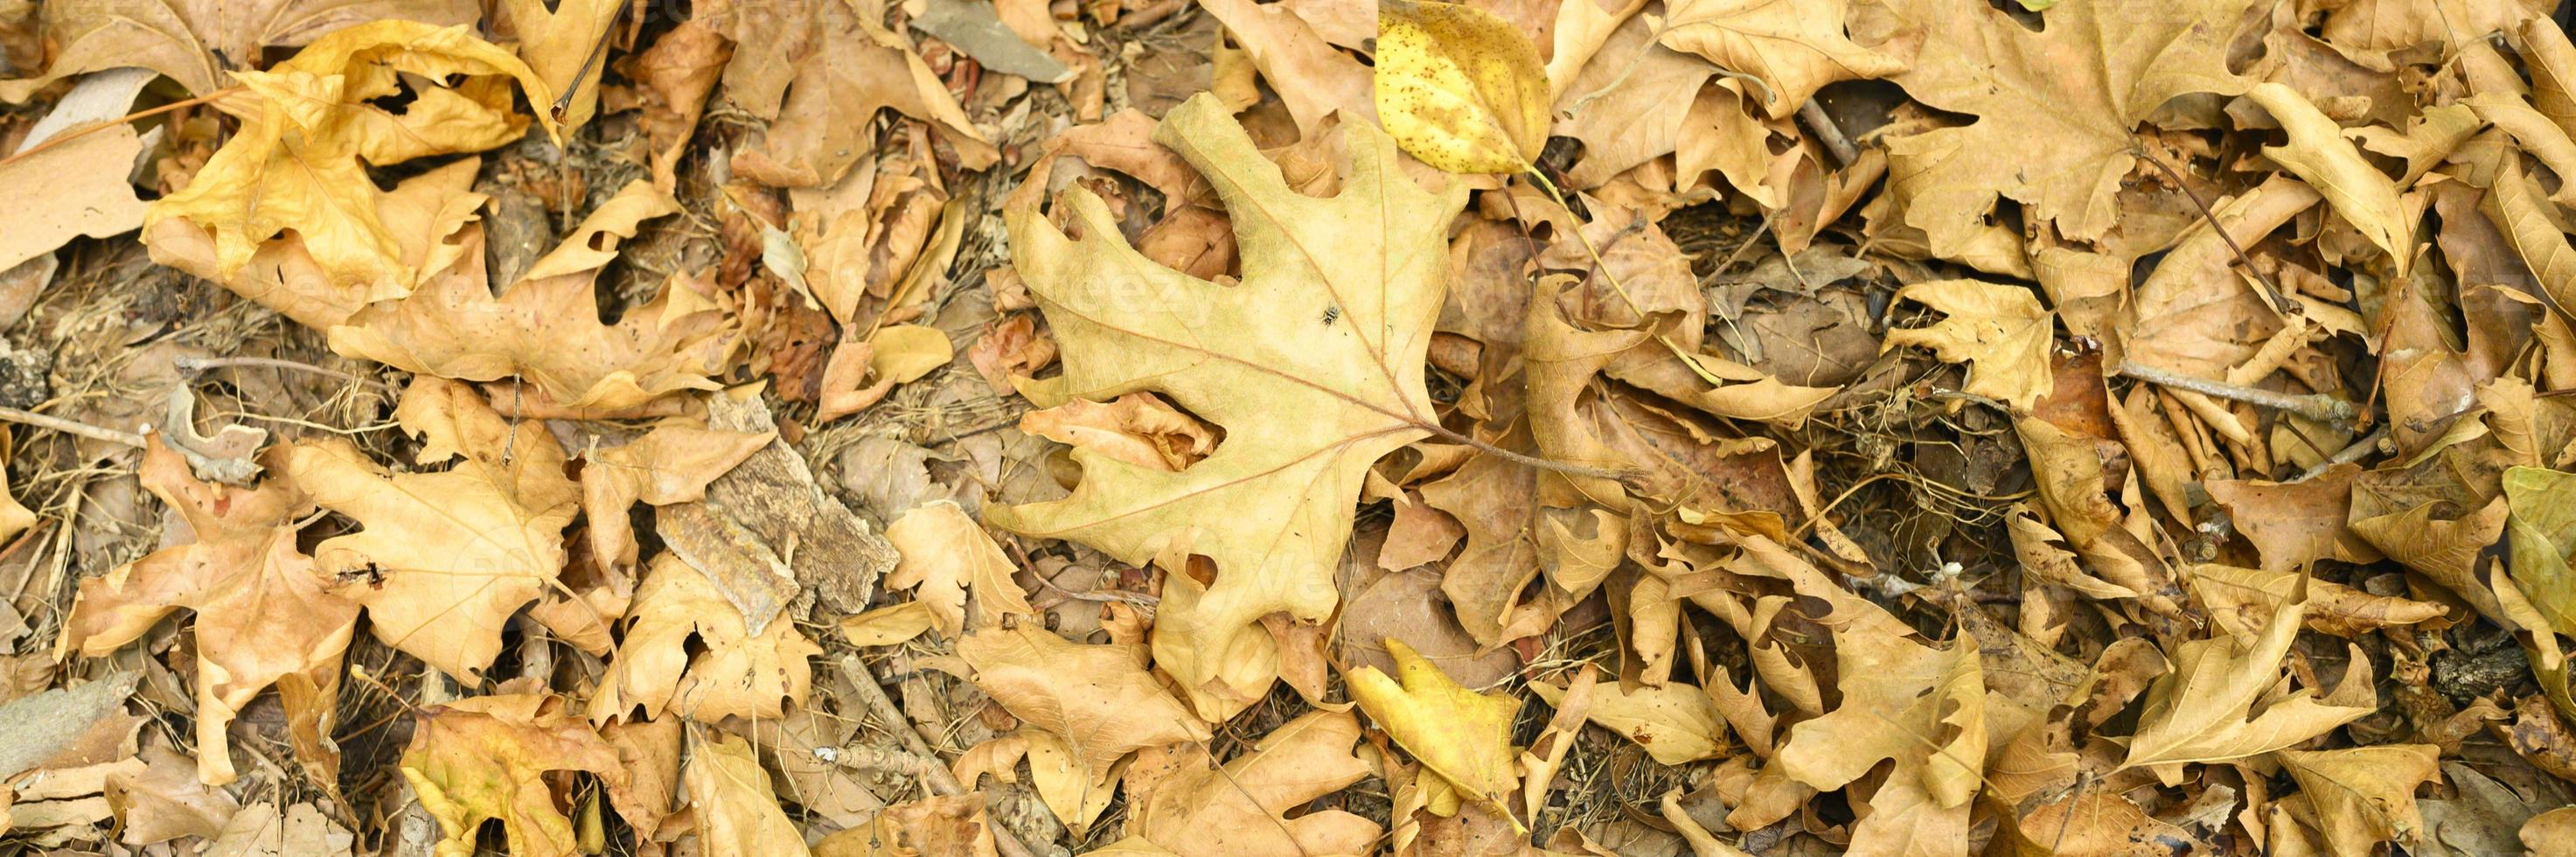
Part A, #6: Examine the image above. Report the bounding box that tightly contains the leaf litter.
[4,0,2576,854]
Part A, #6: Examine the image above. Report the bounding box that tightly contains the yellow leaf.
[589,554,822,723]
[1529,679,1730,766]
[988,92,1469,721]
[1882,279,2055,411]
[400,694,623,857]
[684,733,812,857]
[1347,638,1520,824]
[957,624,1209,828]
[498,0,623,129]
[1375,0,1551,174]
[2239,83,2413,275]
[839,602,937,647]
[2120,583,2376,771]
[284,378,578,678]
[884,500,1036,637]
[2277,744,2439,855]
[143,21,554,292]
[869,324,956,384]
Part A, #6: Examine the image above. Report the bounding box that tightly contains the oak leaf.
[883,500,1035,637]
[63,435,357,784]
[1656,0,1904,120]
[329,182,741,415]
[1347,638,1521,823]
[143,21,553,293]
[1875,0,2254,254]
[990,92,1469,721]
[2120,584,2376,771]
[1530,679,1730,766]
[1094,710,1380,856]
[577,423,775,577]
[1375,0,1551,174]
[285,377,579,677]
[1774,629,1986,854]
[591,554,821,723]
[1882,279,2055,411]
[400,694,624,857]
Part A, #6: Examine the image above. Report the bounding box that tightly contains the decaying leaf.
[400,694,624,857]
[1883,279,2056,410]
[2122,585,2376,771]
[1375,0,1551,174]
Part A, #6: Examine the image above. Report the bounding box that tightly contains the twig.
[2114,361,2356,426]
[177,355,396,392]
[1798,101,1858,167]
[2128,146,2292,309]
[838,655,1045,857]
[0,407,144,447]
[2295,428,2387,481]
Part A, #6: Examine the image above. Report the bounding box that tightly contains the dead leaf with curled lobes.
[883,500,1036,637]
[957,624,1210,827]
[1375,0,1551,174]
[1094,711,1379,856]
[400,694,625,857]
[1883,279,2056,411]
[590,554,821,723]
[62,435,357,785]
[1347,638,1521,826]
[2121,587,2377,771]
[988,92,1469,721]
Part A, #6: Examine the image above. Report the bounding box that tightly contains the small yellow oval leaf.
[1375,0,1550,175]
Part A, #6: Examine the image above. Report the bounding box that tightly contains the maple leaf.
[957,624,1210,808]
[1882,279,2055,411]
[497,0,622,129]
[1529,679,1730,766]
[147,157,488,331]
[1347,638,1521,824]
[1774,628,1986,855]
[989,92,1470,721]
[62,435,358,785]
[400,693,625,857]
[0,0,478,99]
[284,377,579,678]
[685,733,812,857]
[329,182,742,415]
[590,554,822,723]
[143,21,554,293]
[883,500,1035,637]
[1095,710,1381,856]
[577,423,774,576]
[1874,0,2255,254]
[2239,83,2414,275]
[1656,0,1904,120]
[2120,585,2377,771]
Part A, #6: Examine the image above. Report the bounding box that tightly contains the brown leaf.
[591,554,822,723]
[1097,711,1379,855]
[400,694,625,857]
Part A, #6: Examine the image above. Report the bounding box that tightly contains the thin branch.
[177,355,396,392]
[2115,361,2356,426]
[2128,146,2292,309]
[0,407,144,447]
[1799,101,1859,167]
[0,87,242,168]
[2295,428,2387,481]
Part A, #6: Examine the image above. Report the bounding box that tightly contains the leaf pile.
[3,0,2576,854]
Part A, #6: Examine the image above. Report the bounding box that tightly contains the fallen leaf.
[1530,679,1730,766]
[1375,0,1550,174]
[1347,638,1521,823]
[2277,744,2440,855]
[1016,393,1218,472]
[884,500,1036,637]
[1657,0,1904,120]
[2205,464,2385,570]
[286,377,579,678]
[498,0,622,129]
[203,802,355,857]
[1774,619,1985,855]
[578,423,775,578]
[685,732,813,857]
[816,792,997,857]
[143,21,553,292]
[1196,0,1375,139]
[103,743,239,845]
[2190,563,2446,638]
[705,0,997,185]
[400,693,625,857]
[2120,585,2376,771]
[0,0,478,98]
[62,435,357,784]
[591,554,822,723]
[840,602,938,646]
[1097,710,1380,855]
[2506,465,2576,636]
[989,92,1468,721]
[957,624,1209,823]
[1883,279,2056,410]
[2239,83,2413,274]
[0,122,148,273]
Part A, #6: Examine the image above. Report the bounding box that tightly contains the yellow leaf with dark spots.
[1375,0,1550,174]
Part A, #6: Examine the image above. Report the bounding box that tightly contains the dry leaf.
[591,554,822,723]
[0,0,478,98]
[1883,279,2056,410]
[498,0,622,129]
[63,435,356,784]
[957,624,1209,826]
[2121,585,2376,770]
[884,500,1036,636]
[816,793,997,857]
[685,732,813,857]
[1375,0,1550,173]
[1097,710,1380,855]
[1530,679,1730,766]
[286,377,578,678]
[2278,744,2440,855]
[990,92,1468,721]
[1348,638,1521,823]
[2240,83,2413,274]
[0,122,148,272]
[400,694,624,857]
[2189,563,2446,638]
[1017,393,1218,472]
[706,0,998,185]
[1657,0,1904,120]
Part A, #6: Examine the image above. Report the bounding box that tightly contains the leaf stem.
[0,86,243,169]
